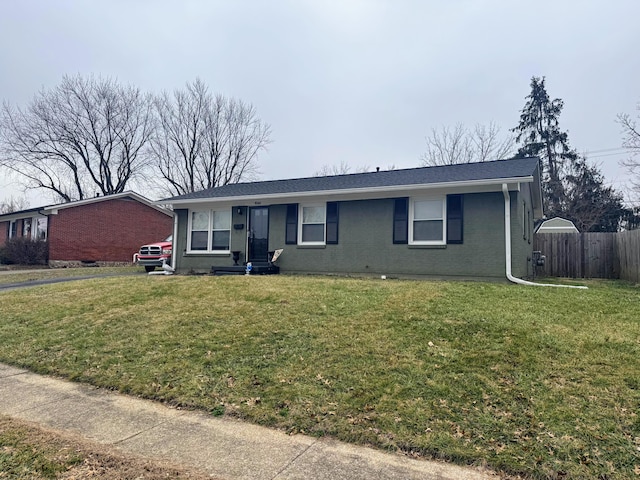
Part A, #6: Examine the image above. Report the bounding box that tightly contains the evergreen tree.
[513,76,627,231]
[512,76,578,217]
[563,158,626,232]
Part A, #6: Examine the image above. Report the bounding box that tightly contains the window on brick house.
[35,217,47,241]
[23,218,32,239]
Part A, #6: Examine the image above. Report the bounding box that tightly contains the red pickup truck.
[136,236,172,272]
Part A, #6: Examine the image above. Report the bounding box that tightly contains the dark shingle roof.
[163,157,539,202]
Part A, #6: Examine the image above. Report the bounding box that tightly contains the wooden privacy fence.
[534,230,640,282]
[616,230,640,283]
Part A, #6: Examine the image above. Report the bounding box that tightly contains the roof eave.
[158,176,535,206]
[0,207,49,222]
[42,191,173,216]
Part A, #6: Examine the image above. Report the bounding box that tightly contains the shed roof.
[537,217,579,233]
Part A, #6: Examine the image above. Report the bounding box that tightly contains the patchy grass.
[0,415,212,479]
[0,266,141,285]
[0,416,83,478]
[0,275,639,479]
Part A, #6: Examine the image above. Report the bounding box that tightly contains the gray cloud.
[1,0,638,205]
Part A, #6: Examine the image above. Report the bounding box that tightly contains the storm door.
[248,207,269,263]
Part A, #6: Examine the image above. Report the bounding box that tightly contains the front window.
[409,198,445,244]
[211,210,231,250]
[190,211,209,250]
[22,218,32,238]
[35,217,47,240]
[299,204,326,244]
[189,209,231,253]
[9,221,17,238]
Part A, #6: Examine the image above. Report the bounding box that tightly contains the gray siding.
[511,183,535,278]
[271,193,504,278]
[173,192,535,279]
[174,207,247,273]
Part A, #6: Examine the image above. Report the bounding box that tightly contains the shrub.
[0,237,49,265]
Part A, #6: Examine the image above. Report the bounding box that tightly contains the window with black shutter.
[285,204,298,244]
[446,194,463,244]
[326,202,339,244]
[393,198,408,244]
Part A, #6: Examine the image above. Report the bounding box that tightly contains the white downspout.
[502,184,587,289]
[171,211,178,272]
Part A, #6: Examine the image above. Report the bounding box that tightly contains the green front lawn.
[0,275,638,479]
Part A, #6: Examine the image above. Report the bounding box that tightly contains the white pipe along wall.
[502,184,587,289]
[171,212,178,272]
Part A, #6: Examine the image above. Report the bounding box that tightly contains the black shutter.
[446,194,463,244]
[285,204,298,245]
[326,202,339,244]
[393,198,408,244]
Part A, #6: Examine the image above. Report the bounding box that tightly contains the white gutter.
[502,184,587,289]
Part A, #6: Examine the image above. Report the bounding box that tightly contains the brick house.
[161,157,543,281]
[0,192,173,265]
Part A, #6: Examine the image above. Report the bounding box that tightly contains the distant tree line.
[0,196,29,215]
[3,74,639,232]
[421,77,637,232]
[0,75,271,202]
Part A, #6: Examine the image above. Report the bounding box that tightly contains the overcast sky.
[1,0,639,206]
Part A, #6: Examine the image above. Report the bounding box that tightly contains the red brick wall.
[0,219,24,248]
[0,221,8,247]
[48,197,173,262]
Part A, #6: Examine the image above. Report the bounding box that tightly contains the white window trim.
[22,218,32,239]
[298,203,326,245]
[8,220,17,239]
[408,196,446,245]
[186,208,231,254]
[35,216,48,241]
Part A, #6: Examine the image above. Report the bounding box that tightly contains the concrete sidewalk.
[0,363,497,480]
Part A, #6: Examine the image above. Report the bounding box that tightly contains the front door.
[248,207,269,263]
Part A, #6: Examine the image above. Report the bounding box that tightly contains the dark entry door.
[248,207,269,263]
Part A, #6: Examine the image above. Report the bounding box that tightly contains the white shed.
[536,217,579,234]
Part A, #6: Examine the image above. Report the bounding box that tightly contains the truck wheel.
[145,266,155,272]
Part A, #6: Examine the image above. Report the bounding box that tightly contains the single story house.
[536,217,579,234]
[0,191,173,265]
[160,157,543,281]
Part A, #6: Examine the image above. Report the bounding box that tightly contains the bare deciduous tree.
[150,79,271,196]
[0,195,30,214]
[472,123,514,163]
[151,80,208,195]
[618,103,640,194]
[420,122,514,167]
[313,161,373,176]
[0,75,153,202]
